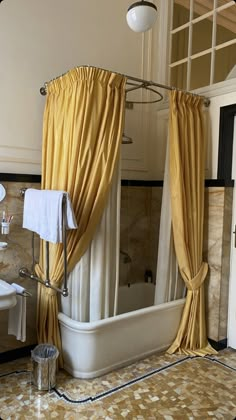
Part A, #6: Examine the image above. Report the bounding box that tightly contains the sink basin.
[0,279,17,310]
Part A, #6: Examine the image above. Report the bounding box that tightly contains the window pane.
[192,19,213,55]
[171,28,189,63]
[170,63,187,90]
[190,54,211,89]
[214,44,236,83]
[216,6,236,46]
[217,0,234,7]
[172,1,190,30]
[193,0,214,19]
[169,0,235,90]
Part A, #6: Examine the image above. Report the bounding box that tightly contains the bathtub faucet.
[120,249,132,264]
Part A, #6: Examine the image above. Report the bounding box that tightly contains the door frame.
[217,104,236,347]
[226,107,236,348]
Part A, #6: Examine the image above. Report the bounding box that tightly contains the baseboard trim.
[0,344,36,364]
[208,338,228,351]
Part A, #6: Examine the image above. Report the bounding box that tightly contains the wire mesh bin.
[31,344,59,390]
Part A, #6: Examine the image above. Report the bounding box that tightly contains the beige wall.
[0,0,160,176]
[0,0,235,180]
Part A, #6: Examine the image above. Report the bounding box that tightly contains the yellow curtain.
[167,90,216,356]
[35,67,126,364]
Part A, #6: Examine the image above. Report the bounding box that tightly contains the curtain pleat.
[60,163,121,322]
[167,90,216,356]
[154,137,183,304]
[35,67,126,365]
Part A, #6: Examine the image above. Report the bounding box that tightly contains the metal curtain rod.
[39,65,210,107]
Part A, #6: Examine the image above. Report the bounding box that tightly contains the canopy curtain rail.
[39,65,210,107]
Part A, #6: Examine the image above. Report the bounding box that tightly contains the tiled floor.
[0,348,236,419]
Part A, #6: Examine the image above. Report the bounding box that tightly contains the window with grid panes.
[170,0,236,90]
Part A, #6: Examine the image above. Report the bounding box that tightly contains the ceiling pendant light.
[126,1,157,33]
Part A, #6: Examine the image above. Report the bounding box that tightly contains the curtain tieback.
[186,262,208,291]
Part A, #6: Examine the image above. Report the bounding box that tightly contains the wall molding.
[122,27,157,175]
[0,145,41,175]
[195,78,236,99]
[0,145,41,166]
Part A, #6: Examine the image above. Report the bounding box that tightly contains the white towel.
[22,189,78,243]
[8,283,26,342]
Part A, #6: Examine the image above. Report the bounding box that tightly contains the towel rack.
[19,191,69,297]
[17,290,32,297]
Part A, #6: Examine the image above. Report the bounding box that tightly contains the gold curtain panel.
[167,90,216,356]
[35,67,126,364]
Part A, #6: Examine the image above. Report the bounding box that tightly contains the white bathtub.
[58,282,185,379]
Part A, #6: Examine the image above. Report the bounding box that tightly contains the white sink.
[0,279,17,310]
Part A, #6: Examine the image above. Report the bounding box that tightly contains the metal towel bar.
[17,290,32,297]
[19,191,69,297]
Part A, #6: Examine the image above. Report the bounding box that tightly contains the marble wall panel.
[120,186,162,286]
[219,187,233,340]
[0,182,40,353]
[200,186,232,342]
[150,187,163,283]
[204,187,225,341]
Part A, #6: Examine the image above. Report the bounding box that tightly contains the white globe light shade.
[126,1,157,33]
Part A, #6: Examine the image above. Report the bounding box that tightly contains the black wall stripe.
[0,175,233,188]
[217,104,236,182]
[0,173,41,183]
[121,179,234,187]
[208,338,227,351]
[121,179,163,187]
[0,344,36,364]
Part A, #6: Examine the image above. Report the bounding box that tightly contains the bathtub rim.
[58,298,186,332]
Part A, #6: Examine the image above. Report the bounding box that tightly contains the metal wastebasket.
[31,344,59,391]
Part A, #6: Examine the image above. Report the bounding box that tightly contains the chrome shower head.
[120,249,132,264]
[122,133,133,144]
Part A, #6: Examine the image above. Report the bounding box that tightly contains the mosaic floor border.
[1,349,236,419]
[1,354,235,407]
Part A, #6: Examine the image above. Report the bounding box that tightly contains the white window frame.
[157,0,236,98]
